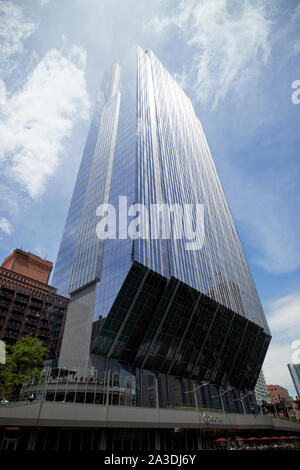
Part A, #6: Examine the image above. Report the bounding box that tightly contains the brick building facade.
[0,250,68,363]
[267,384,290,404]
[2,249,53,284]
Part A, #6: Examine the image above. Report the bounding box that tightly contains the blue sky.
[0,0,299,396]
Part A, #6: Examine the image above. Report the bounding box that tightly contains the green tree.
[0,336,47,401]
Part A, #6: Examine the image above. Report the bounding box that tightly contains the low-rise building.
[267,384,290,404]
[0,249,68,364]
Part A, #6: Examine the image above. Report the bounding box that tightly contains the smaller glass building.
[288,363,300,398]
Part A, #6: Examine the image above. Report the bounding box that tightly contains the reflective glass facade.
[53,46,269,332]
[288,363,300,398]
[53,46,270,395]
[136,49,269,334]
[52,95,103,297]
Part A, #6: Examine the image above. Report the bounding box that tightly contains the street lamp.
[211,386,234,413]
[184,381,210,413]
[250,400,263,415]
[284,402,292,421]
[147,371,159,409]
[273,402,278,417]
[232,391,254,414]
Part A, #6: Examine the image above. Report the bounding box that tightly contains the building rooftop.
[1,249,53,284]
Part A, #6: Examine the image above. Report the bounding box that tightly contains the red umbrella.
[234,437,244,441]
[213,438,228,442]
[260,437,271,440]
[289,436,300,439]
[270,436,280,440]
[246,437,258,441]
[278,436,289,440]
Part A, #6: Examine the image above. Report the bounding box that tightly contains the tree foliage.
[0,336,47,400]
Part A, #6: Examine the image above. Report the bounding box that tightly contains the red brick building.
[0,249,68,363]
[267,384,290,404]
[2,249,53,284]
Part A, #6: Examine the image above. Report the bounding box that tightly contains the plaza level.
[0,401,300,450]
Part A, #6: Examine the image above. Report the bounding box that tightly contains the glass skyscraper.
[288,363,300,398]
[52,46,271,410]
[254,370,271,405]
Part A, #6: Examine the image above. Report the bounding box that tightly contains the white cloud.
[147,1,300,275]
[148,0,272,108]
[0,79,6,105]
[0,184,19,215]
[290,2,300,25]
[0,2,90,199]
[267,292,300,339]
[0,217,13,235]
[263,343,295,395]
[0,1,36,76]
[288,40,300,58]
[263,292,300,396]
[0,46,91,198]
[278,4,300,68]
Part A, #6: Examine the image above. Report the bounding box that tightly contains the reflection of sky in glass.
[52,45,269,335]
[51,95,103,298]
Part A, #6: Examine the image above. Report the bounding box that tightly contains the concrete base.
[1,401,300,433]
[58,283,97,377]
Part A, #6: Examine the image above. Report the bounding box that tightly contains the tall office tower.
[254,370,271,405]
[53,46,270,410]
[288,363,300,399]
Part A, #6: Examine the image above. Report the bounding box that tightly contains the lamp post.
[36,365,51,427]
[284,402,292,421]
[147,371,159,409]
[184,381,210,413]
[250,401,263,415]
[232,391,253,414]
[211,386,234,413]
